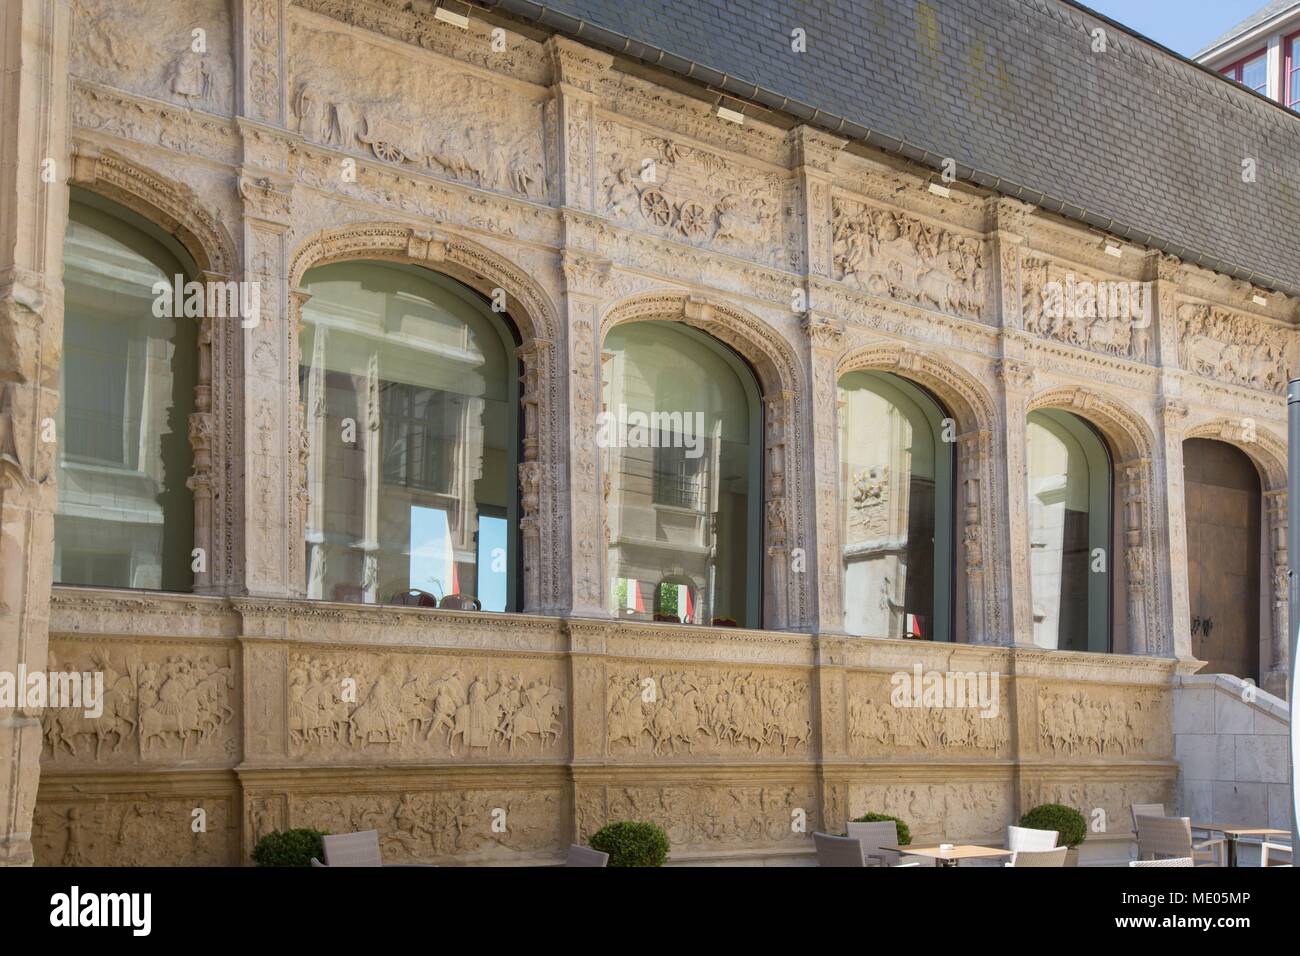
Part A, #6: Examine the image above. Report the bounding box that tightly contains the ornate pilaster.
[803,313,844,632]
[995,358,1036,646]
[236,0,287,126]
[812,634,847,835]
[561,248,610,616]
[1158,395,1193,661]
[1264,489,1289,697]
[959,428,994,643]
[1118,458,1158,657]
[985,197,1032,328]
[517,338,555,614]
[0,0,72,866]
[237,170,297,596]
[546,36,611,212]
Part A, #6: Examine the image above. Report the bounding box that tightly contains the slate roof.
[480,0,1300,298]
[1195,0,1300,58]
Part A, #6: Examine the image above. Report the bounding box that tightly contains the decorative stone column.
[1157,395,1193,661]
[549,38,614,617]
[0,0,72,866]
[812,635,848,835]
[1264,489,1289,698]
[1150,253,1187,662]
[958,428,994,643]
[1118,458,1158,657]
[235,0,288,128]
[995,359,1036,647]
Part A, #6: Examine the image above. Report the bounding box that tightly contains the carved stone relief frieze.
[597,120,792,268]
[288,16,548,200]
[831,194,986,320]
[34,794,237,866]
[605,665,813,758]
[1021,255,1150,361]
[845,673,1010,757]
[1177,302,1292,394]
[849,781,1013,841]
[596,782,818,852]
[40,642,239,766]
[1036,684,1171,759]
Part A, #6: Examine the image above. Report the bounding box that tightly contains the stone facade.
[1,0,1296,865]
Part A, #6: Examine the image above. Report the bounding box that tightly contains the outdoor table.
[1194,825,1290,867]
[882,844,1013,868]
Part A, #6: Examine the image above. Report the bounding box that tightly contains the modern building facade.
[1197,0,1300,110]
[0,0,1296,866]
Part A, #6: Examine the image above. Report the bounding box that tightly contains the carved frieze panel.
[40,641,240,767]
[1177,302,1292,394]
[831,194,987,321]
[72,0,235,115]
[1020,255,1150,361]
[289,785,565,862]
[284,650,566,760]
[33,792,238,866]
[597,120,794,268]
[605,665,813,758]
[845,672,1010,758]
[1022,776,1176,837]
[848,781,1013,841]
[287,16,548,201]
[594,782,818,852]
[1036,684,1172,759]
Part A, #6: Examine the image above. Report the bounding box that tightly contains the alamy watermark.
[1041,272,1151,326]
[152,275,262,328]
[890,663,1000,718]
[0,666,103,718]
[595,405,707,459]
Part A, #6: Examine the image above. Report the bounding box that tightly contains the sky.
[1081,0,1270,57]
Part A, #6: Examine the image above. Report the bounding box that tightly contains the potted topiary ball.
[589,820,670,867]
[252,828,328,867]
[1018,803,1087,866]
[851,812,911,847]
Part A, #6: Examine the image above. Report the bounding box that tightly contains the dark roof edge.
[476,0,1300,300]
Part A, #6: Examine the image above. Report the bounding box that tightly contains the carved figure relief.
[845,675,1008,756]
[34,797,236,867]
[1178,302,1290,393]
[1037,686,1170,758]
[607,668,812,757]
[832,196,985,319]
[1021,256,1149,360]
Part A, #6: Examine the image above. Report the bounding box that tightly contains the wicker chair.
[814,832,868,867]
[1129,857,1194,867]
[1131,803,1208,840]
[565,844,609,867]
[1261,842,1292,867]
[1134,816,1224,867]
[845,821,926,867]
[1006,846,1068,867]
[311,830,436,867]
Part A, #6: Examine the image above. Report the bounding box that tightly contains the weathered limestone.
[0,0,1295,865]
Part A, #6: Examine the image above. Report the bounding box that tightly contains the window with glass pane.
[603,322,761,628]
[1241,53,1268,93]
[838,371,953,641]
[56,193,197,591]
[1287,34,1300,108]
[300,262,518,611]
[1026,409,1112,652]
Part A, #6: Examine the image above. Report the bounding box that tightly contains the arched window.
[299,261,519,610]
[1026,409,1112,652]
[602,321,762,628]
[55,191,197,591]
[838,371,954,640]
[1183,438,1261,682]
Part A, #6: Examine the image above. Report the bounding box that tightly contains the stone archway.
[287,222,563,613]
[836,344,1002,643]
[1027,387,1162,656]
[599,290,809,630]
[68,146,240,594]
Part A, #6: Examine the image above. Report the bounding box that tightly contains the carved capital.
[788,125,847,174]
[546,35,613,93]
[238,172,293,224]
[801,312,844,348]
[561,251,611,295]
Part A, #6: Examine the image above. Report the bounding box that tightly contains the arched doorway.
[1183,438,1261,682]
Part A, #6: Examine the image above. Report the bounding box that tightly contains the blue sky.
[1082,0,1268,57]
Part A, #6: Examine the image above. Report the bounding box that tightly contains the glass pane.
[1242,54,1268,93]
[56,197,196,591]
[1026,409,1111,652]
[603,322,760,627]
[301,261,516,609]
[838,371,952,640]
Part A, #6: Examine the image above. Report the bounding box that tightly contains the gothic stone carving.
[832,195,986,319]
[1037,685,1171,759]
[845,673,1009,757]
[606,666,813,757]
[1177,302,1291,393]
[1022,255,1149,361]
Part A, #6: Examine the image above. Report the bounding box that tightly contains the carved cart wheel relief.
[677,200,709,238]
[639,189,671,226]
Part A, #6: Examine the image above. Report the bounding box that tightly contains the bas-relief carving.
[1037,685,1171,759]
[844,674,1009,757]
[831,195,986,320]
[33,796,236,866]
[1177,302,1291,394]
[598,121,792,268]
[1023,779,1176,836]
[849,782,1013,841]
[72,0,235,115]
[289,787,565,862]
[288,18,547,200]
[1021,256,1149,361]
[606,667,812,757]
[40,644,238,766]
[286,651,565,759]
[596,784,817,851]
